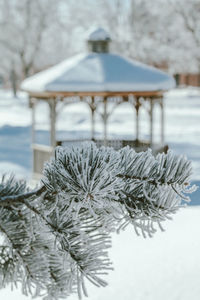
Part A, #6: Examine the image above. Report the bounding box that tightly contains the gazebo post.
[30,97,36,144]
[150,98,154,146]
[29,96,36,175]
[49,98,57,148]
[91,97,95,140]
[135,97,140,142]
[160,99,164,146]
[103,98,108,146]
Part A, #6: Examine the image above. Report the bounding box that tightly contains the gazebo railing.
[56,139,168,153]
[32,144,54,178]
[32,139,168,178]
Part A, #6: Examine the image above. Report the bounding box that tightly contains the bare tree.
[1,0,199,87]
[0,0,67,83]
[169,0,200,76]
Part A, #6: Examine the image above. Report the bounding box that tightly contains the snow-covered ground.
[0,87,200,300]
[1,207,200,300]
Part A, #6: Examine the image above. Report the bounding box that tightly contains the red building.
[175,73,200,87]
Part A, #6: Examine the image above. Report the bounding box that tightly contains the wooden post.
[103,98,108,146]
[29,97,36,176]
[150,98,154,146]
[31,98,36,144]
[91,97,95,140]
[135,97,140,142]
[160,99,164,146]
[49,99,57,148]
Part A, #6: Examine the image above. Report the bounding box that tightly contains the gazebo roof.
[21,27,175,98]
[21,53,175,97]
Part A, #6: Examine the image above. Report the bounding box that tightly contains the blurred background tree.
[0,0,199,90]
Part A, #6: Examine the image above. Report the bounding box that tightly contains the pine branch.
[0,223,33,279]
[116,173,189,186]
[0,143,196,300]
[16,192,112,298]
[0,185,46,207]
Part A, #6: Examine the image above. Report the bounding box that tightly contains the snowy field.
[0,87,200,300]
[1,206,200,300]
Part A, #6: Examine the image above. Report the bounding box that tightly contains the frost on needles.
[0,143,196,299]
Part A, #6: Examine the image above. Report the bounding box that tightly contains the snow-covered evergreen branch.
[0,143,196,299]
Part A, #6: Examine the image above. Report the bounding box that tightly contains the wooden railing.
[57,139,168,153]
[32,140,168,178]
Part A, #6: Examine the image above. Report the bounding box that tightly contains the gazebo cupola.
[87,27,111,53]
[21,27,176,178]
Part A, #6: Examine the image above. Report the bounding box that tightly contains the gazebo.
[21,28,175,178]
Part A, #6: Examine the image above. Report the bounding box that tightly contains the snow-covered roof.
[21,53,175,94]
[88,27,111,41]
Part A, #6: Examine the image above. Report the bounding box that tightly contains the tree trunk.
[10,67,17,97]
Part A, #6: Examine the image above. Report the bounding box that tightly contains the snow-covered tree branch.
[0,143,196,299]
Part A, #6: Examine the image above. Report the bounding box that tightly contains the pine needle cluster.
[0,143,196,299]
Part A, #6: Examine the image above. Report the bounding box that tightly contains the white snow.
[87,27,111,41]
[21,53,175,93]
[2,207,200,300]
[0,90,31,127]
[166,86,200,98]
[68,207,200,300]
[0,162,29,179]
